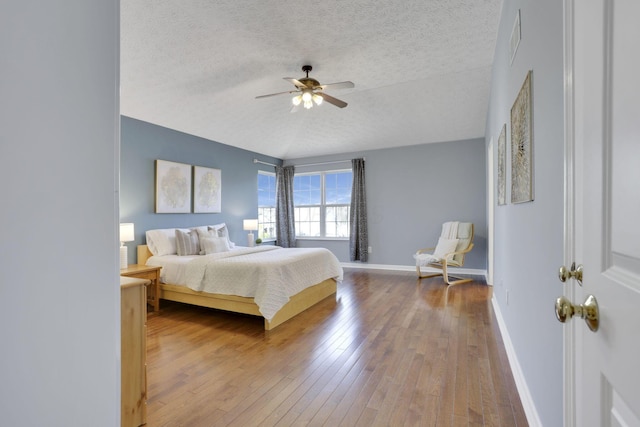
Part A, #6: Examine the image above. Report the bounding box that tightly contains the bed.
[137,225,343,330]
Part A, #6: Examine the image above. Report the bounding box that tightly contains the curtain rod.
[291,159,357,168]
[253,157,364,168]
[253,159,277,167]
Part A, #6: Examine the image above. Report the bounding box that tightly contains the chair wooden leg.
[417,263,472,286]
[416,266,443,280]
[442,262,470,285]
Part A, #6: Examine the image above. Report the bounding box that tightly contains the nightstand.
[120,276,148,426]
[121,264,161,313]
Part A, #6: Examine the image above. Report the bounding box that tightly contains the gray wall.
[120,116,281,262]
[288,139,487,269]
[1,1,120,425]
[486,1,564,425]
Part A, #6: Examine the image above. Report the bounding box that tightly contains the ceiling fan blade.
[255,90,297,99]
[283,77,309,89]
[319,81,355,91]
[319,92,348,108]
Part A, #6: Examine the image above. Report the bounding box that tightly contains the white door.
[564,0,640,425]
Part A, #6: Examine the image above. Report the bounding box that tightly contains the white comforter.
[183,246,343,321]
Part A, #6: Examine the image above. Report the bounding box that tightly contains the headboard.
[137,245,153,265]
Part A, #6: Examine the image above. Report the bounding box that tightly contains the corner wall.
[486,1,564,425]
[288,138,487,269]
[120,116,282,260]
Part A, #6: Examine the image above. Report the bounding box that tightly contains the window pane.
[294,174,321,206]
[337,172,352,188]
[337,189,351,204]
[292,171,351,238]
[326,188,337,204]
[258,173,269,187]
[310,189,321,204]
[326,206,336,222]
[325,173,336,188]
[337,206,350,221]
[326,171,352,204]
[257,207,276,239]
[326,222,336,237]
[310,222,321,236]
[257,173,276,239]
[310,174,321,189]
[294,191,308,205]
[299,207,308,221]
[336,221,349,237]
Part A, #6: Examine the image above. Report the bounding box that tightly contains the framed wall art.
[497,123,507,206]
[155,160,192,213]
[510,70,534,204]
[193,165,222,213]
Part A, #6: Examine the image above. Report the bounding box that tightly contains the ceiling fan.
[256,65,354,110]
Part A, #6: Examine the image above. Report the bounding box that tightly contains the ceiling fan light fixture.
[257,65,352,110]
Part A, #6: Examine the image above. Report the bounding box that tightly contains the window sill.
[295,236,349,242]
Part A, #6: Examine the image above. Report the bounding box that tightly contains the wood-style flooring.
[146,269,528,426]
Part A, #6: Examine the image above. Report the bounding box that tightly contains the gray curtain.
[349,158,368,261]
[275,165,296,248]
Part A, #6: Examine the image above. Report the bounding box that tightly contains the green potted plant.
[255,238,262,245]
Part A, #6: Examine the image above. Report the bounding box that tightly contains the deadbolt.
[555,294,599,332]
[558,262,583,285]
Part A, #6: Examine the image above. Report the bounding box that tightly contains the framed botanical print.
[497,123,507,206]
[193,166,222,213]
[510,70,534,203]
[155,160,192,213]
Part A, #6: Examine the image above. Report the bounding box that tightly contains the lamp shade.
[120,223,135,243]
[243,219,258,231]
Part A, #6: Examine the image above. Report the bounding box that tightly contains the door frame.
[562,0,580,425]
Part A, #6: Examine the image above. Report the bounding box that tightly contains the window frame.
[293,168,352,240]
[257,171,277,242]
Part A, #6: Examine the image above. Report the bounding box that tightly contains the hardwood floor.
[146,269,528,426]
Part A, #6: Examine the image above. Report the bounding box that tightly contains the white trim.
[563,0,577,425]
[491,295,543,427]
[341,262,487,278]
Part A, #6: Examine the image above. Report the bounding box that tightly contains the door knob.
[558,262,583,285]
[555,294,599,332]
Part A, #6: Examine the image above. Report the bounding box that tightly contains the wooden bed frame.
[137,245,337,330]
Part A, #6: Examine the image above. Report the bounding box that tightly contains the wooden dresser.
[120,276,148,427]
[121,264,161,312]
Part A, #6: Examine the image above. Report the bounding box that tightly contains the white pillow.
[146,228,178,256]
[201,236,231,254]
[433,237,459,260]
[208,223,235,248]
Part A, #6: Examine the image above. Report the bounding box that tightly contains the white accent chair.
[415,222,474,286]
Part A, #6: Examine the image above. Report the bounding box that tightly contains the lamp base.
[120,245,128,269]
[247,232,254,247]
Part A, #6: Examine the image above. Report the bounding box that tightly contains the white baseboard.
[491,295,543,427]
[340,262,487,279]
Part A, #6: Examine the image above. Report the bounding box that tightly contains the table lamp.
[119,223,135,269]
[243,219,258,247]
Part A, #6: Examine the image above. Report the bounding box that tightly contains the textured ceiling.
[121,0,503,159]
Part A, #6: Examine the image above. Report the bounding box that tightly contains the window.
[257,172,276,240]
[293,170,352,238]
